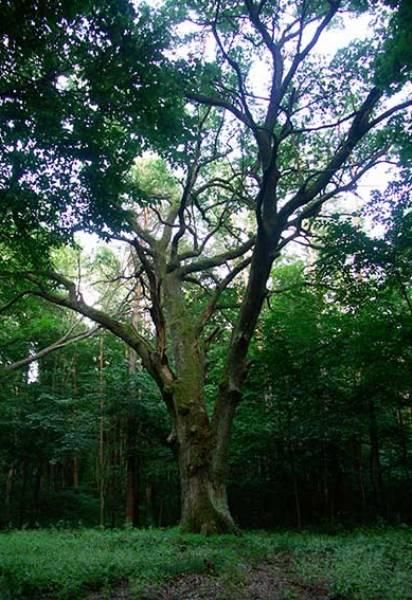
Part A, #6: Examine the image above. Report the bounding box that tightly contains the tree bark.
[164,273,238,533]
[125,415,139,526]
[176,408,237,534]
[170,373,237,533]
[5,464,15,523]
[368,398,385,518]
[73,457,79,489]
[288,445,302,529]
[125,278,142,526]
[19,461,28,528]
[98,336,105,527]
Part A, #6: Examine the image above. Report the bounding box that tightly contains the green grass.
[0,526,411,599]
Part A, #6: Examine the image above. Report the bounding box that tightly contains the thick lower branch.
[1,325,99,377]
[211,228,280,474]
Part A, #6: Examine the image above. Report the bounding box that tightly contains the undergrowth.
[0,526,410,598]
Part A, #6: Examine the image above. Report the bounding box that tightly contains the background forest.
[1,196,412,531]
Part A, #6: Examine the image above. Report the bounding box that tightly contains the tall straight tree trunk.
[352,437,366,514]
[368,398,385,518]
[5,464,15,524]
[145,484,155,526]
[288,445,302,529]
[98,336,105,527]
[125,277,142,526]
[125,415,139,526]
[73,457,79,489]
[396,407,410,479]
[71,355,79,490]
[19,461,28,528]
[33,466,42,522]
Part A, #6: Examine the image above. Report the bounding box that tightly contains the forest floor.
[104,554,331,599]
[0,527,411,599]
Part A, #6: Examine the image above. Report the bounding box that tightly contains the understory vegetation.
[0,527,411,599]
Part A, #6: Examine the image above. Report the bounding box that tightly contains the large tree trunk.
[164,281,237,532]
[162,227,280,534]
[176,406,237,534]
[179,463,235,534]
[168,366,237,533]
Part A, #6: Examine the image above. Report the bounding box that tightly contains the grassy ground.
[0,526,411,599]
